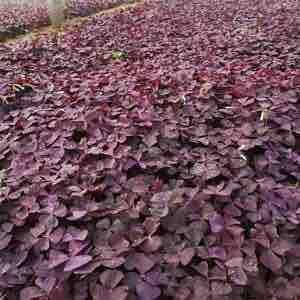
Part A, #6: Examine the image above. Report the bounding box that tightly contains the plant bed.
[0,0,140,42]
[0,0,299,299]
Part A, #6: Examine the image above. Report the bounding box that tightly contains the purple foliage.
[0,0,299,299]
[0,0,136,42]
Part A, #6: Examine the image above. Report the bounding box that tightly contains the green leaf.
[111,50,127,60]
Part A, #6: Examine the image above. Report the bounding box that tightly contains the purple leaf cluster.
[0,0,300,299]
[0,0,136,42]
[0,1,49,41]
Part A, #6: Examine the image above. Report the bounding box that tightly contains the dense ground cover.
[0,0,300,299]
[0,1,48,40]
[0,0,135,41]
